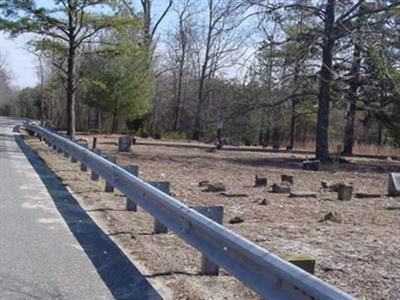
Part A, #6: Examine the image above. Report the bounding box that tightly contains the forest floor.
[23,132,400,300]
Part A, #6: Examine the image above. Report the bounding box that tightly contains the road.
[0,117,161,300]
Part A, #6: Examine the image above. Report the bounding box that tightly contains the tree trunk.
[111,100,119,133]
[66,3,76,138]
[342,42,361,155]
[315,0,335,162]
[192,81,204,140]
[66,50,76,137]
[192,0,213,140]
[289,99,296,149]
[289,60,300,149]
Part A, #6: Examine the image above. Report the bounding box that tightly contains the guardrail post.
[193,206,224,275]
[80,145,88,172]
[70,154,77,163]
[148,181,170,234]
[90,149,102,181]
[63,137,72,158]
[52,143,57,151]
[104,155,117,192]
[122,165,139,211]
[70,140,78,163]
[57,146,63,153]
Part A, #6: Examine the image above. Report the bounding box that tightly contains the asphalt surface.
[0,117,161,300]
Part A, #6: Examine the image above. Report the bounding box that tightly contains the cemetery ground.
[23,132,400,300]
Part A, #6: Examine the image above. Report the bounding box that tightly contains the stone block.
[283,254,315,274]
[320,211,342,223]
[204,183,226,192]
[289,191,319,198]
[118,135,132,152]
[388,173,400,197]
[337,184,353,201]
[255,175,267,187]
[302,160,320,171]
[281,174,294,185]
[271,182,291,193]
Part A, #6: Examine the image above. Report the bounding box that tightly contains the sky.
[0,0,175,89]
[0,32,38,89]
[0,0,256,89]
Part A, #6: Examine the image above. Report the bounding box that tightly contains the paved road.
[0,117,161,300]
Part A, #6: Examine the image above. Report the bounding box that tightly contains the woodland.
[1,0,399,161]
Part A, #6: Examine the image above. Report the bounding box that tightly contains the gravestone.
[272,182,291,193]
[289,191,318,198]
[302,160,320,171]
[283,254,315,275]
[388,173,400,197]
[337,184,353,201]
[281,174,294,185]
[255,175,267,187]
[118,135,132,152]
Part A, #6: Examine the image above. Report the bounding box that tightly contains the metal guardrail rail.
[25,122,356,300]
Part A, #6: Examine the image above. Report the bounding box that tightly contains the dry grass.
[294,140,400,157]
[23,131,400,300]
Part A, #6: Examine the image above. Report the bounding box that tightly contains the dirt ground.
[23,132,400,300]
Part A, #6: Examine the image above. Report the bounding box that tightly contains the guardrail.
[25,122,356,300]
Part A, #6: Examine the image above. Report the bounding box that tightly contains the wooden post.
[149,181,170,234]
[92,137,97,149]
[122,165,139,211]
[90,149,101,181]
[193,206,224,275]
[104,155,117,192]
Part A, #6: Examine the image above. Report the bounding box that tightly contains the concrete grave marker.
[302,160,320,171]
[118,135,132,152]
[283,254,315,275]
[388,173,400,197]
[255,175,267,187]
[281,174,294,185]
[337,184,353,201]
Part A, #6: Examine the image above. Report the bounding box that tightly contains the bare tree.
[192,0,249,140]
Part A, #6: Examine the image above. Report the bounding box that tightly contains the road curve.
[0,117,161,300]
